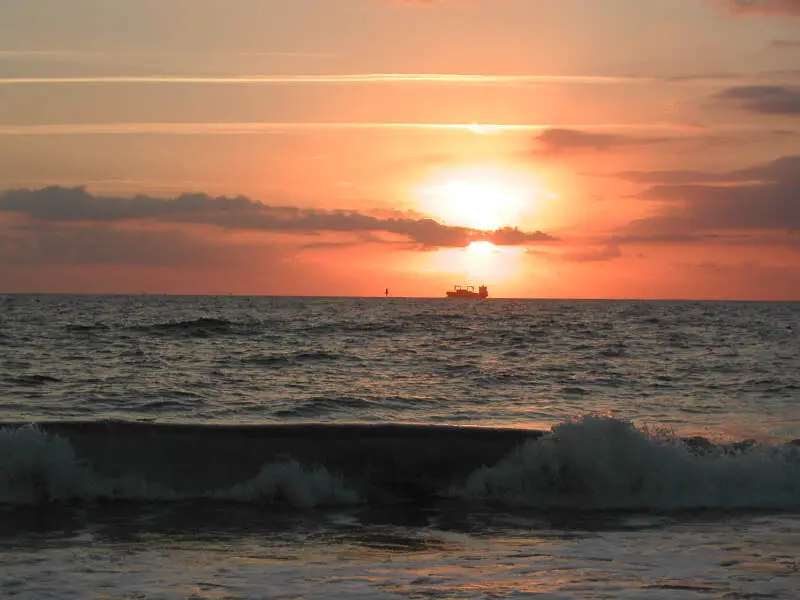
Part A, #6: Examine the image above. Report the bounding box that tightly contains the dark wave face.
[2,416,799,510]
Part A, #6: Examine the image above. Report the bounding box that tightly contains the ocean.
[1,294,799,599]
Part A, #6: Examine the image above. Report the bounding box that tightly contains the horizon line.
[1,292,797,303]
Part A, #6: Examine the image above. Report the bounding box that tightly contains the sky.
[0,0,798,299]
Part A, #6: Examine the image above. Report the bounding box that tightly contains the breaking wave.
[0,425,356,507]
[1,416,798,510]
[456,415,800,510]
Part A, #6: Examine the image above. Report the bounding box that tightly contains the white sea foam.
[217,459,359,506]
[458,414,800,510]
[0,425,153,504]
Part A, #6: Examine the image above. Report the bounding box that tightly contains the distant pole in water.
[385,288,389,297]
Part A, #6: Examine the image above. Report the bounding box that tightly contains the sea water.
[1,295,798,598]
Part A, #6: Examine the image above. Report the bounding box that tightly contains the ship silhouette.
[446,285,488,299]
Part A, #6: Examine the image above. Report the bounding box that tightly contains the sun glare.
[414,165,547,232]
[468,240,497,258]
[418,242,527,288]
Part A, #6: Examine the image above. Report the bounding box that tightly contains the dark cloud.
[622,155,800,234]
[482,227,556,245]
[716,85,800,115]
[0,185,557,248]
[534,129,668,154]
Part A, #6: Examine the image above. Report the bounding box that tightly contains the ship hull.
[446,285,489,299]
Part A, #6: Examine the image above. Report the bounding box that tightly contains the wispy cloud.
[1,70,797,88]
[722,0,800,16]
[616,155,800,185]
[716,85,800,114]
[0,49,334,59]
[562,244,623,263]
[0,73,650,86]
[0,122,689,137]
[611,233,725,245]
[398,0,800,17]
[534,128,670,154]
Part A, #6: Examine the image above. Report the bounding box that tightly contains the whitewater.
[1,294,799,598]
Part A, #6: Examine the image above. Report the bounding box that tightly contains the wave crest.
[0,425,152,504]
[457,414,800,510]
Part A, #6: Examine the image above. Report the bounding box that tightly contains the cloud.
[621,155,800,234]
[0,185,557,249]
[616,170,732,185]
[0,73,648,87]
[526,244,623,263]
[398,0,800,18]
[482,227,555,245]
[611,233,724,244]
[723,0,800,15]
[716,85,800,115]
[534,128,668,154]
[0,121,696,138]
[616,155,800,185]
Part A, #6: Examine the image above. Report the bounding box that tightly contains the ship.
[446,285,489,299]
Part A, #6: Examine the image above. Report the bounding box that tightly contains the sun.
[414,165,546,232]
[467,240,497,258]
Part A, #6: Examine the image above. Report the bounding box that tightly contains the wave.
[7,374,62,387]
[457,415,800,510]
[273,396,377,418]
[0,425,357,507]
[0,422,533,507]
[127,317,261,337]
[65,317,260,337]
[245,350,343,366]
[66,323,110,333]
[1,417,798,510]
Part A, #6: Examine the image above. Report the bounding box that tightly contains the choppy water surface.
[1,295,799,598]
[1,295,798,439]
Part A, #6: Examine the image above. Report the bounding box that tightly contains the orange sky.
[0,0,799,299]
